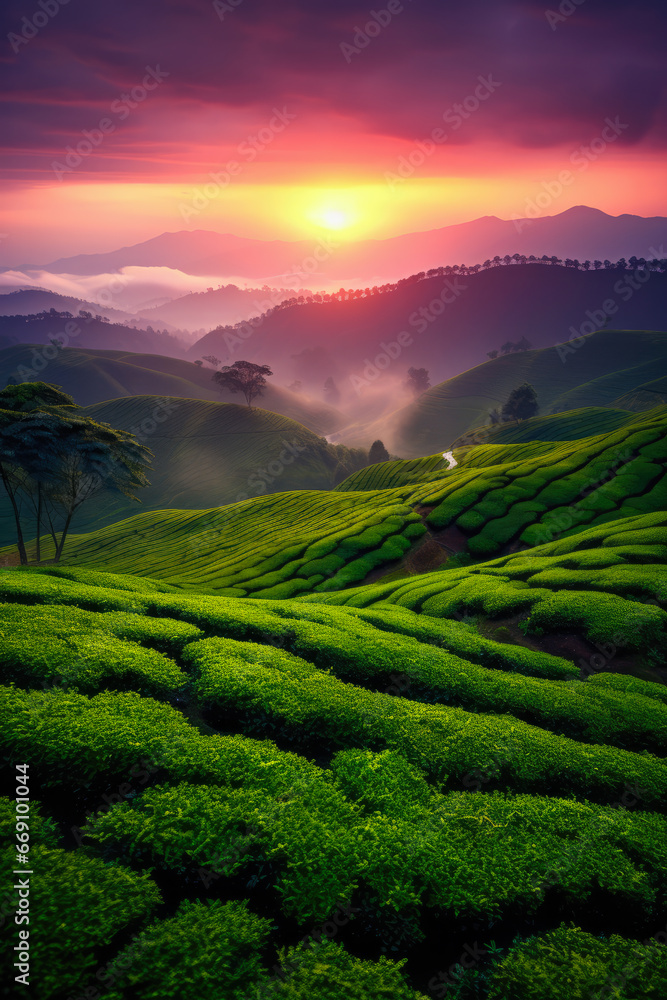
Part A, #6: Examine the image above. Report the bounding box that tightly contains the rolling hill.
[137,282,315,332]
[0,288,155,329]
[355,328,667,456]
[11,406,666,598]
[0,313,186,357]
[2,397,667,998]
[188,265,667,390]
[0,345,343,433]
[0,395,354,546]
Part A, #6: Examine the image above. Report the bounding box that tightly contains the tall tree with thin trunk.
[0,382,151,564]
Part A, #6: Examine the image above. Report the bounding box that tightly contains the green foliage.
[0,795,58,847]
[85,779,360,921]
[182,636,667,805]
[487,925,667,1000]
[502,382,539,422]
[268,940,428,999]
[0,603,191,694]
[103,900,271,1000]
[4,490,425,593]
[0,844,160,1000]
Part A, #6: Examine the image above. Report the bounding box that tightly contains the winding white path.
[442,450,458,469]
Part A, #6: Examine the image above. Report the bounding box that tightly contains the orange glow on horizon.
[1,146,666,264]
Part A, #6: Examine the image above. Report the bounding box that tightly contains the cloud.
[1,0,666,184]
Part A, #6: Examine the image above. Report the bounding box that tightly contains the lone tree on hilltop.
[368,440,390,465]
[487,350,499,360]
[212,360,273,408]
[202,355,221,369]
[502,383,539,424]
[405,367,430,397]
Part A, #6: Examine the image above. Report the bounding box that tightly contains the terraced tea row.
[304,511,667,661]
[3,564,667,786]
[410,406,667,558]
[0,799,427,1000]
[9,490,425,595]
[9,406,663,593]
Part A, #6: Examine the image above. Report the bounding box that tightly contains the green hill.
[2,395,667,996]
[353,329,667,456]
[0,396,351,545]
[472,406,635,445]
[0,344,343,434]
[8,406,666,595]
[9,487,426,596]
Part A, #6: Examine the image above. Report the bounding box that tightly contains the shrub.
[0,845,160,1000]
[0,603,188,695]
[267,940,429,999]
[85,780,360,922]
[182,638,667,806]
[487,924,667,1000]
[0,796,58,847]
[103,899,271,1000]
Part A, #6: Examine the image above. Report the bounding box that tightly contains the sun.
[307,198,358,233]
[319,208,349,230]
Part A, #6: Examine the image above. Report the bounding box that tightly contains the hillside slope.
[189,266,667,389]
[362,329,667,455]
[0,345,343,433]
[0,397,349,545]
[10,406,666,598]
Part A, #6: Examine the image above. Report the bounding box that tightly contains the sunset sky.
[1,0,666,264]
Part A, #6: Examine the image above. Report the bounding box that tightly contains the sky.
[1,0,666,264]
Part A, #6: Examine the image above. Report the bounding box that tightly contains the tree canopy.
[405,367,431,396]
[0,382,151,564]
[368,440,390,465]
[502,383,539,423]
[212,360,273,407]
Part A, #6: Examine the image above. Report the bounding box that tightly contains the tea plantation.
[1,402,667,998]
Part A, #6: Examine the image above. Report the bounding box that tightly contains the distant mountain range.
[136,283,315,331]
[9,207,667,284]
[0,288,182,333]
